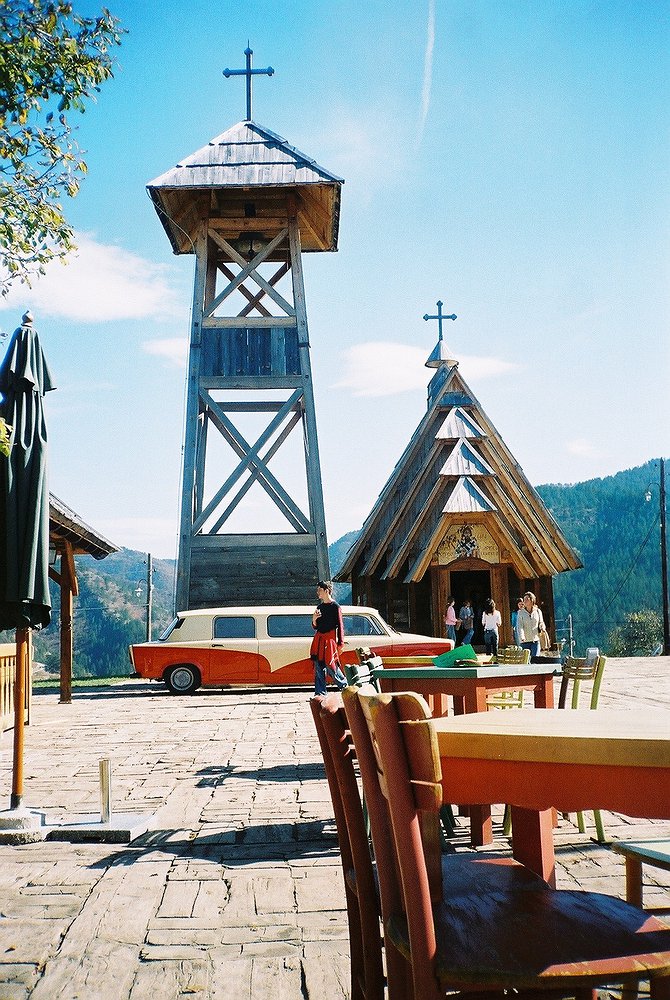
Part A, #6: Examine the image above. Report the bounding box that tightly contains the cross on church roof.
[423,300,457,342]
[223,46,274,122]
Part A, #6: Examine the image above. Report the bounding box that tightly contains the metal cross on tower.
[423,300,457,341]
[223,46,274,121]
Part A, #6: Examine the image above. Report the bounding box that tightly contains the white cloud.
[311,104,408,197]
[566,437,600,458]
[335,341,520,398]
[0,232,182,322]
[143,337,188,368]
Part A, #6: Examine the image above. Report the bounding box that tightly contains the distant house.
[336,359,581,647]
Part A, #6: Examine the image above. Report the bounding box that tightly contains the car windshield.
[343,614,385,637]
[158,617,183,641]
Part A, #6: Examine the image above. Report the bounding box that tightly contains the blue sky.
[2,0,668,559]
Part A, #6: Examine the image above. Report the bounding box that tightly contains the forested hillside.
[33,551,176,677]
[537,460,664,652]
[30,461,664,676]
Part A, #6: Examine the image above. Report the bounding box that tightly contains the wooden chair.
[486,646,531,710]
[558,653,608,842]
[309,695,385,1000]
[350,687,670,1000]
[493,644,531,665]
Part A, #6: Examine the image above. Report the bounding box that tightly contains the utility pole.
[146,553,153,643]
[660,460,669,655]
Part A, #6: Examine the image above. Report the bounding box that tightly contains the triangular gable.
[442,477,496,514]
[439,440,495,477]
[435,407,486,441]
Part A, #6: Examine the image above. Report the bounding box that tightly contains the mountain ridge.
[31,460,665,674]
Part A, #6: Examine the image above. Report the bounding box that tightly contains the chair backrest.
[494,645,531,665]
[309,695,384,1000]
[345,650,383,688]
[348,688,445,1000]
[558,654,607,710]
[342,686,417,1000]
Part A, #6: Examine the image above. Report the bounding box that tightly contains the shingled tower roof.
[147,121,343,256]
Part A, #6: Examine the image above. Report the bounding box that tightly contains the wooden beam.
[59,541,76,704]
[201,315,296,329]
[206,230,295,318]
[217,260,272,318]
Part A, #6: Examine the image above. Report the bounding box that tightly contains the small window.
[213,616,256,640]
[267,614,314,638]
[343,614,385,637]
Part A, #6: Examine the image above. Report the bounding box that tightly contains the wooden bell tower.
[147,114,342,609]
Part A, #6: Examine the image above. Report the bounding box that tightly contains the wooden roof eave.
[483,478,566,576]
[379,478,449,581]
[49,495,119,561]
[482,467,575,575]
[358,438,448,577]
[467,412,581,571]
[404,513,451,583]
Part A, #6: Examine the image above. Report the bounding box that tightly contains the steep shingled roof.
[337,364,582,585]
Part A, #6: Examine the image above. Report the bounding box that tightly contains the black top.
[314,600,344,642]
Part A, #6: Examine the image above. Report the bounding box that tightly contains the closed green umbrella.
[0,311,55,809]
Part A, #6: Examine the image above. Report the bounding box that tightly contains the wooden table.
[373,660,558,845]
[433,708,670,885]
[372,661,556,716]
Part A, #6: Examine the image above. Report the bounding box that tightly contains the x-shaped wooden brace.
[192,388,312,535]
[206,230,294,318]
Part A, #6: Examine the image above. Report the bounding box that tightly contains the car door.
[209,615,260,684]
[261,613,315,683]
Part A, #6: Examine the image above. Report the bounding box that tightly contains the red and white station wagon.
[129,605,453,694]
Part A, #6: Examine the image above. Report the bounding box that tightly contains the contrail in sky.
[420,0,436,137]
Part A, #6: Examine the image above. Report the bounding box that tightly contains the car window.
[267,614,313,638]
[213,616,256,639]
[343,614,385,637]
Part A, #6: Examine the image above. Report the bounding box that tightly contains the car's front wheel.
[165,664,201,695]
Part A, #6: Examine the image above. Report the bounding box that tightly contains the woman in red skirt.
[311,581,348,695]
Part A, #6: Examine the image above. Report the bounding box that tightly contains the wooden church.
[336,323,582,647]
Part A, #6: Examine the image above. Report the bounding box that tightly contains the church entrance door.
[450,569,491,648]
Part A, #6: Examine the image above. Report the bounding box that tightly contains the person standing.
[444,596,458,644]
[482,598,502,656]
[311,581,348,696]
[517,591,546,660]
[511,597,524,645]
[458,598,475,646]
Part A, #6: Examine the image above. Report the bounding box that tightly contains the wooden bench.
[611,840,670,910]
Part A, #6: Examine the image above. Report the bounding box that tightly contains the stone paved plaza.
[1,657,669,999]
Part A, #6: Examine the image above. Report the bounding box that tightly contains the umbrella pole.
[10,628,28,809]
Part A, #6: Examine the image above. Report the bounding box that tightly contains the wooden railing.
[0,642,31,734]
